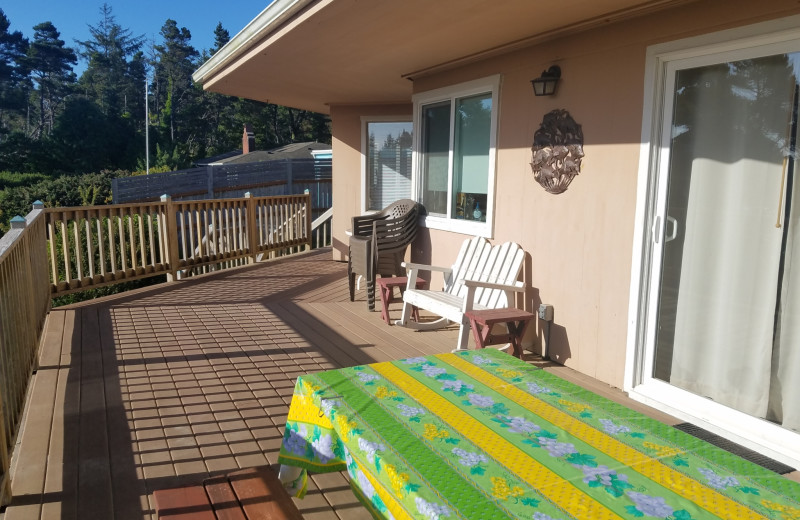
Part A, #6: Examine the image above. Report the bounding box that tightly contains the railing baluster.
[137,211,146,272]
[147,211,155,269]
[97,211,106,278]
[60,217,70,285]
[108,211,117,276]
[128,211,137,273]
[117,209,128,274]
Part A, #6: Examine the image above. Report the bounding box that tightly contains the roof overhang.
[193,0,695,114]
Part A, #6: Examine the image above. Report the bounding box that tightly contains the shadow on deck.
[4,249,466,520]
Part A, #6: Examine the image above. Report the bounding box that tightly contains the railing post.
[304,192,312,251]
[161,195,180,281]
[244,192,258,264]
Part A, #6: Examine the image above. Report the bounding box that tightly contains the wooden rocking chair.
[395,236,525,351]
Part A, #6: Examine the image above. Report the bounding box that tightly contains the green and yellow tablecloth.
[277,349,800,519]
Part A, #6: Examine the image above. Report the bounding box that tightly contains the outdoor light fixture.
[531,65,561,96]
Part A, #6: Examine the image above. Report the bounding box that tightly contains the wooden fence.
[111,158,332,219]
[0,193,326,503]
[0,203,51,505]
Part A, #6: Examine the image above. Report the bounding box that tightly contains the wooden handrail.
[0,202,50,506]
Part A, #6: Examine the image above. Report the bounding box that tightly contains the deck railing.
[46,193,314,296]
[311,207,333,248]
[0,203,50,505]
[0,193,321,504]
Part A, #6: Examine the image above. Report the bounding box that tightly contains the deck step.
[153,467,302,520]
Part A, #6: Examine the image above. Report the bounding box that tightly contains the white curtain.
[670,157,783,417]
[665,58,800,431]
[768,168,800,432]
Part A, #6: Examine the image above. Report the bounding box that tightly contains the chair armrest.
[462,279,525,292]
[401,261,452,274]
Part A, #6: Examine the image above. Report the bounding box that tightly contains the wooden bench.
[153,466,302,520]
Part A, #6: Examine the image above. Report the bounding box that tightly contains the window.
[362,119,413,211]
[413,76,500,236]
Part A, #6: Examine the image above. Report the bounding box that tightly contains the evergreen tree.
[152,19,198,151]
[212,22,229,54]
[26,21,76,138]
[76,3,144,118]
[0,9,30,133]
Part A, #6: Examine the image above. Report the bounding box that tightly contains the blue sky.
[3,1,268,73]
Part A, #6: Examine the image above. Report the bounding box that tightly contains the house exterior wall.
[329,0,800,389]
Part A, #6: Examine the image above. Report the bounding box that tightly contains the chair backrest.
[351,199,418,237]
[373,203,419,255]
[444,237,524,308]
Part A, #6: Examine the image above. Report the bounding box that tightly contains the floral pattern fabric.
[278,349,800,520]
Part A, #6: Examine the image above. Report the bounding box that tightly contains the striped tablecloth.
[277,349,800,519]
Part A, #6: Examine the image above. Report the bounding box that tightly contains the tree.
[26,21,76,138]
[48,97,139,173]
[152,19,198,147]
[76,3,144,118]
[212,22,229,54]
[0,9,29,133]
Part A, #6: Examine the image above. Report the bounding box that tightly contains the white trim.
[626,14,800,465]
[360,116,413,214]
[412,75,501,238]
[192,0,312,84]
[630,380,800,468]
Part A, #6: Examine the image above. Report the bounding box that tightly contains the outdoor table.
[277,349,800,519]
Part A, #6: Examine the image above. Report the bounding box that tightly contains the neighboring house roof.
[207,142,332,165]
[195,149,243,166]
[192,0,695,113]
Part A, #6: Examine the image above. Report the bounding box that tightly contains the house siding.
[328,0,800,389]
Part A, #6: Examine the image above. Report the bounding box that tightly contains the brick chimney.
[242,124,255,154]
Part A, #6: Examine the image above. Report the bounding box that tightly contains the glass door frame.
[625,16,800,468]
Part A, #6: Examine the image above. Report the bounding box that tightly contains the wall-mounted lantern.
[531,65,561,96]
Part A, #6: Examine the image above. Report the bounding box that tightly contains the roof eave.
[192,0,314,85]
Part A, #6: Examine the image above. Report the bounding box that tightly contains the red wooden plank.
[153,485,215,520]
[203,475,246,520]
[227,467,302,520]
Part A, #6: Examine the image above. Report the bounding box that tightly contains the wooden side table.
[376,276,426,325]
[464,308,535,358]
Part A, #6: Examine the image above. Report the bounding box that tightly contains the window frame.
[360,115,414,214]
[412,75,501,237]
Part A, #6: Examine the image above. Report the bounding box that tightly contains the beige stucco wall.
[328,0,800,388]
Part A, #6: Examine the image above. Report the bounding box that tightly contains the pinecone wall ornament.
[530,109,584,194]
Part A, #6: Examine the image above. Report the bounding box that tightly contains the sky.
[2,1,269,74]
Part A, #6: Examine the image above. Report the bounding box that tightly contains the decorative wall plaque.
[530,109,584,194]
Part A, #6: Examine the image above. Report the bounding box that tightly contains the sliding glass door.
[646,47,800,435]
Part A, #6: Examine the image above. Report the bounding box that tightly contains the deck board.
[1,248,723,519]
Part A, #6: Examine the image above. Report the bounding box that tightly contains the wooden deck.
[3,248,795,519]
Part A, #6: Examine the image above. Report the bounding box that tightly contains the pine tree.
[76,3,144,118]
[212,22,229,54]
[0,9,30,133]
[26,21,76,138]
[152,19,198,148]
